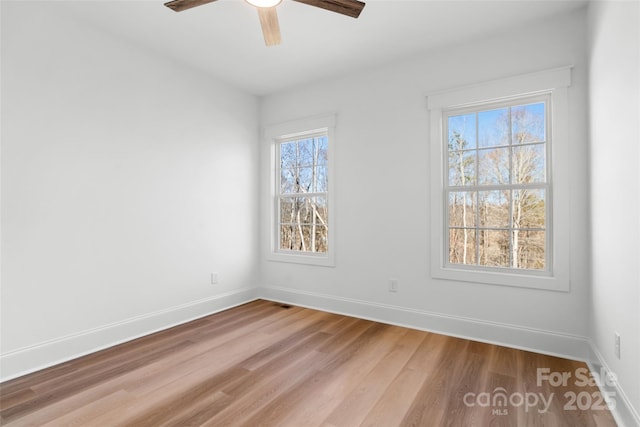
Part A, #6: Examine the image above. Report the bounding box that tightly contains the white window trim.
[427,67,572,291]
[264,114,336,267]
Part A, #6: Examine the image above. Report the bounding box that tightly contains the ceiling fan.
[164,0,366,46]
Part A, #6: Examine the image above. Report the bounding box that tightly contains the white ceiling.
[60,0,587,95]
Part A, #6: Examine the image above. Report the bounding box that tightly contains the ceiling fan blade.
[293,0,365,18]
[164,0,218,12]
[257,7,281,46]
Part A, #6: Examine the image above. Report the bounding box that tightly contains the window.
[445,95,549,271]
[428,67,571,291]
[277,133,329,254]
[264,114,335,266]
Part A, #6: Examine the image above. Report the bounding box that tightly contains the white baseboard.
[0,287,258,382]
[587,344,640,427]
[258,285,594,361]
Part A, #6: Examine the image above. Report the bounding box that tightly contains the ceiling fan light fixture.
[245,0,282,8]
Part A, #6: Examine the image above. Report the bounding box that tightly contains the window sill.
[268,252,335,267]
[432,264,570,292]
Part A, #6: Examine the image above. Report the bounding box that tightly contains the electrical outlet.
[211,272,218,285]
[614,332,620,359]
[388,279,398,293]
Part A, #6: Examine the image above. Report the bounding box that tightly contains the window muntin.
[444,95,550,273]
[276,132,329,255]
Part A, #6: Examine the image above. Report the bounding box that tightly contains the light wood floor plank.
[323,329,425,427]
[0,300,618,427]
[359,332,447,427]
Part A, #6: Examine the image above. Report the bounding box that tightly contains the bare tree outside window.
[278,134,329,253]
[446,99,548,271]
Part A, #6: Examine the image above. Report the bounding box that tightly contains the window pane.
[448,113,477,150]
[280,197,313,224]
[280,197,304,224]
[313,196,328,225]
[479,108,509,148]
[315,136,328,165]
[513,144,545,184]
[478,191,510,228]
[297,167,313,192]
[449,228,477,265]
[300,197,314,224]
[312,225,328,253]
[280,168,297,194]
[448,150,476,186]
[478,147,509,185]
[280,224,300,251]
[512,189,545,229]
[315,164,328,192]
[281,142,297,169]
[449,191,476,227]
[512,103,545,144]
[514,230,545,270]
[479,230,510,267]
[299,225,312,251]
[297,138,314,167]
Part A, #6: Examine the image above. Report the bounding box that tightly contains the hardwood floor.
[0,300,617,426]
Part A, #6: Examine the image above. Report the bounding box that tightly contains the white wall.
[1,2,259,379]
[260,10,591,350]
[2,1,637,422]
[588,0,640,423]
